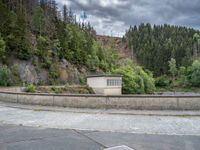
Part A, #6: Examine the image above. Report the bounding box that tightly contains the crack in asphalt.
[74,130,107,149]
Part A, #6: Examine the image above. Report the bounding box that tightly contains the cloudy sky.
[57,0,200,37]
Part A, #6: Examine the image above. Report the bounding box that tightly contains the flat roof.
[87,74,122,78]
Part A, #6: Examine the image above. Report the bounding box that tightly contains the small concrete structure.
[87,75,122,95]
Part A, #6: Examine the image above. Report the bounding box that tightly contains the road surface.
[0,102,200,150]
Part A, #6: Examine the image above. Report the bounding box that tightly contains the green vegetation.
[1,1,200,94]
[155,76,170,88]
[25,84,36,93]
[0,66,11,86]
[113,63,155,94]
[32,6,46,35]
[126,24,200,76]
[126,24,200,92]
[37,85,94,94]
[86,40,118,72]
[0,34,6,62]
[48,64,60,85]
[155,59,200,91]
[188,60,200,87]
[168,58,177,82]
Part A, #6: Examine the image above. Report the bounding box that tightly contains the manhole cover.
[104,145,134,150]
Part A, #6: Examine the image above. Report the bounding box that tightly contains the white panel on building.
[87,75,122,95]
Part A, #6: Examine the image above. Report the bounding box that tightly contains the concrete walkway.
[0,102,200,136]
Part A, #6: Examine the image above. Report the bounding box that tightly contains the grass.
[35,85,94,94]
[156,85,200,93]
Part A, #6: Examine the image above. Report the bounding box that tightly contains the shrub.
[0,66,11,86]
[188,60,200,87]
[177,66,188,86]
[10,65,22,86]
[78,74,86,85]
[51,86,62,94]
[136,67,156,94]
[25,84,36,93]
[155,75,170,87]
[168,58,177,82]
[113,65,156,94]
[48,64,60,85]
[0,33,6,62]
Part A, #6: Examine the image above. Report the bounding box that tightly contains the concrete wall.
[87,77,122,95]
[104,88,121,96]
[87,77,106,88]
[0,91,200,110]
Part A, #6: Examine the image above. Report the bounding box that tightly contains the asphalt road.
[0,103,200,136]
[0,102,200,150]
[0,124,200,150]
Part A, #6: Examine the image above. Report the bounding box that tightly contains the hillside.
[1,1,200,94]
[0,0,116,85]
[125,24,200,76]
[96,35,132,60]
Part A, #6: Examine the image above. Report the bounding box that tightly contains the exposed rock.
[59,68,69,84]
[68,68,80,84]
[7,58,41,84]
[37,69,49,84]
[2,57,92,85]
[17,61,39,84]
[61,59,69,68]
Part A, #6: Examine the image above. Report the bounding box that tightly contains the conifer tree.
[0,33,6,62]
[32,6,46,36]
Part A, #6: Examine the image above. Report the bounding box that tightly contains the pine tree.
[168,58,177,82]
[32,6,46,36]
[0,33,6,62]
[63,4,68,23]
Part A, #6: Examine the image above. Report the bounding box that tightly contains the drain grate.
[104,145,134,150]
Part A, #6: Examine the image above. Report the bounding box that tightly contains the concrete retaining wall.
[0,91,200,110]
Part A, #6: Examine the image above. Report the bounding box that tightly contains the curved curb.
[0,91,200,110]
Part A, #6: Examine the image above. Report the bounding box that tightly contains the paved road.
[0,103,200,135]
[0,124,200,150]
[0,102,200,150]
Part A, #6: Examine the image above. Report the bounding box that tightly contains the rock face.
[58,59,81,85]
[16,60,39,84]
[7,58,87,85]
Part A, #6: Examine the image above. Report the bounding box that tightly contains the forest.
[0,0,200,94]
[0,0,156,94]
[125,24,200,92]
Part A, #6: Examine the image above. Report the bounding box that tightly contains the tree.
[0,33,6,62]
[178,66,187,86]
[193,33,200,58]
[189,60,200,87]
[168,58,177,81]
[113,65,155,94]
[63,4,68,23]
[126,23,198,76]
[32,6,46,35]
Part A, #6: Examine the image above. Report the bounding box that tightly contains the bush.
[136,67,156,93]
[48,64,60,85]
[51,86,62,94]
[177,66,188,87]
[0,33,6,62]
[25,84,36,93]
[155,75,170,87]
[188,60,200,87]
[113,65,156,94]
[0,66,11,86]
[10,65,22,86]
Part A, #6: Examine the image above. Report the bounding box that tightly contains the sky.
[57,0,200,37]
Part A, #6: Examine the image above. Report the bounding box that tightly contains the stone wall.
[0,91,200,110]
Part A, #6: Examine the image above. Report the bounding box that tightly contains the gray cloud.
[57,0,200,37]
